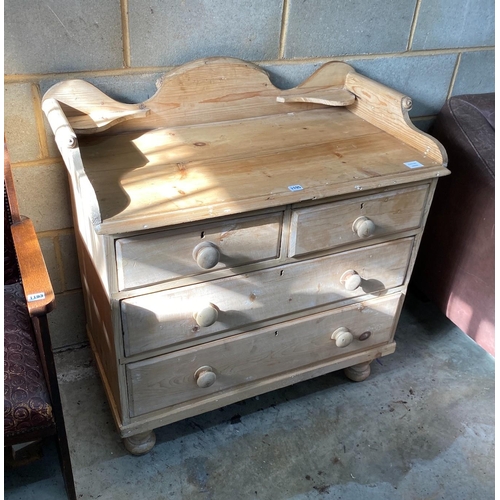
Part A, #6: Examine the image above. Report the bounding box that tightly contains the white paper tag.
[27,292,46,302]
[288,185,304,192]
[404,161,424,169]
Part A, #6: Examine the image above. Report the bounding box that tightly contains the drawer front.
[126,293,401,417]
[121,238,413,356]
[289,185,428,257]
[116,212,283,290]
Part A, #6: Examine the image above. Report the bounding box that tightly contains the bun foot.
[123,430,156,455]
[344,361,371,382]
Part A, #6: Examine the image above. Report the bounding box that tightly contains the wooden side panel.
[289,184,429,257]
[77,233,122,419]
[121,238,413,356]
[116,212,283,290]
[67,175,125,423]
[110,58,353,131]
[126,293,401,417]
[402,178,439,281]
[42,58,352,133]
[42,81,149,134]
[345,72,447,165]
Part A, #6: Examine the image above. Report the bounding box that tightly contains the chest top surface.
[42,57,448,235]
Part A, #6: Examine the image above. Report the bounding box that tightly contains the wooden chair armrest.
[10,217,55,316]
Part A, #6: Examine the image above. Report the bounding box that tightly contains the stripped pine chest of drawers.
[42,57,448,454]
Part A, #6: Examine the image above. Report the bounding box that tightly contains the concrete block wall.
[5,0,494,349]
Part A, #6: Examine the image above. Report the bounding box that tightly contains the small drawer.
[121,238,413,357]
[289,184,429,257]
[126,293,401,417]
[116,212,283,290]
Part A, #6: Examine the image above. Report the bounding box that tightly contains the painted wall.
[4,0,495,349]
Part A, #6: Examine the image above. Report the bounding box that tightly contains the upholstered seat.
[4,282,55,440]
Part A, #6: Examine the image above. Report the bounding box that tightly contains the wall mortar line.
[278,0,290,59]
[407,0,423,51]
[30,83,50,159]
[260,47,495,64]
[36,228,75,239]
[3,47,495,84]
[11,158,65,168]
[120,0,131,68]
[54,288,84,298]
[446,53,462,99]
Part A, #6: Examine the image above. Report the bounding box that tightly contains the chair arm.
[11,217,55,316]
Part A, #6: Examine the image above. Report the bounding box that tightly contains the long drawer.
[289,185,428,257]
[126,293,401,417]
[121,238,413,356]
[116,212,283,290]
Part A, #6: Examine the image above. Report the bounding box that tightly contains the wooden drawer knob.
[353,216,376,238]
[193,241,220,269]
[194,366,217,388]
[193,303,219,327]
[340,270,362,291]
[331,327,354,348]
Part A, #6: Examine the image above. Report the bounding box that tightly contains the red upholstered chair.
[4,143,76,499]
[412,94,495,356]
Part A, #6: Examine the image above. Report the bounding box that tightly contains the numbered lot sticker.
[404,161,424,169]
[28,292,46,302]
[288,185,304,192]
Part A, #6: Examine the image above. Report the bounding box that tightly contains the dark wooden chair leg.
[36,315,77,500]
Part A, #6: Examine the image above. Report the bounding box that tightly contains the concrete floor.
[4,292,495,500]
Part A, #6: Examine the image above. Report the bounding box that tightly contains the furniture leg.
[123,430,156,456]
[344,361,371,382]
